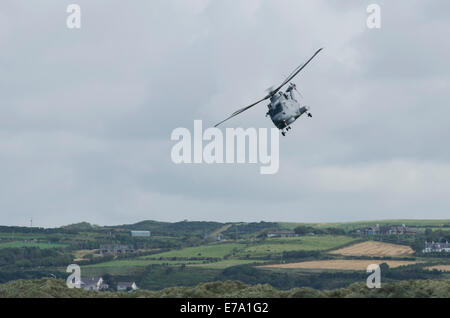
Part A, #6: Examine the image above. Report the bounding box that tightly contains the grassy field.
[236,236,357,258]
[280,220,450,232]
[260,259,422,271]
[188,259,266,269]
[138,267,219,290]
[143,243,245,259]
[0,241,66,249]
[85,258,205,268]
[0,234,48,240]
[329,241,415,257]
[80,265,147,276]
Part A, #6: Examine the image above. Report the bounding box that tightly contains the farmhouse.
[389,225,419,235]
[423,241,450,253]
[117,282,138,292]
[80,277,108,291]
[99,244,135,255]
[267,230,298,238]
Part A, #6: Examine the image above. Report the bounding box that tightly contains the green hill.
[60,222,98,231]
[280,219,450,231]
[1,278,449,298]
[112,220,225,236]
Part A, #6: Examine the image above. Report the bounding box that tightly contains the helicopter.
[215,48,323,136]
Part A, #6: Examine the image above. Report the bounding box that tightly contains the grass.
[3,277,450,298]
[236,236,357,257]
[141,237,357,260]
[142,243,245,259]
[279,220,450,231]
[260,259,423,271]
[0,241,66,249]
[0,234,47,240]
[188,259,267,269]
[83,258,265,274]
[85,259,205,268]
[138,267,219,290]
[79,265,148,276]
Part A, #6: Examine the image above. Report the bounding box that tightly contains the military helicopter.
[215,48,323,136]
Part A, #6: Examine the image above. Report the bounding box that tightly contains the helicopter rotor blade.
[270,48,323,97]
[214,95,270,127]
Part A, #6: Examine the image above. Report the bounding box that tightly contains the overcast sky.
[1,0,449,227]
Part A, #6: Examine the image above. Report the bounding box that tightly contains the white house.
[423,241,450,253]
[80,277,108,291]
[117,282,138,292]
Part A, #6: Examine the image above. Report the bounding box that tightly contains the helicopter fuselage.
[266,91,309,130]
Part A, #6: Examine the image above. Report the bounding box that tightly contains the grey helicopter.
[215,48,323,136]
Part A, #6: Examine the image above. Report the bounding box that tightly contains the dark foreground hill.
[0,278,449,298]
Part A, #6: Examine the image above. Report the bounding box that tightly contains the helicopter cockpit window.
[274,103,283,112]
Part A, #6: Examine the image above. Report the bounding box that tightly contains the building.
[204,233,223,241]
[117,282,138,292]
[80,277,108,291]
[267,230,298,238]
[99,244,135,255]
[356,224,418,236]
[389,225,419,235]
[131,230,151,237]
[423,241,450,253]
[211,234,223,241]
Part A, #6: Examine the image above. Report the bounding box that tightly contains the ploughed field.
[426,265,450,272]
[329,241,415,257]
